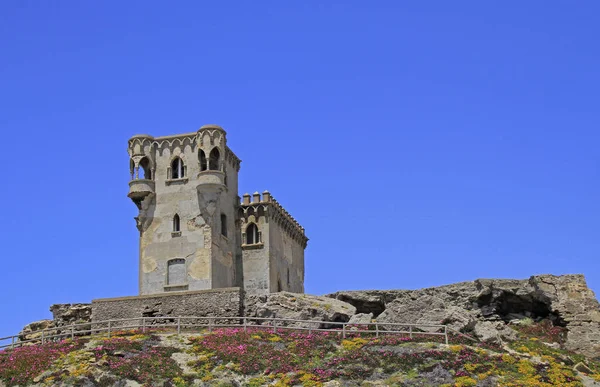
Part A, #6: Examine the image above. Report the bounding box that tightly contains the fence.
[0,316,477,350]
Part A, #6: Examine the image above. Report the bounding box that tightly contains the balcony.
[196,170,225,187]
[128,179,155,201]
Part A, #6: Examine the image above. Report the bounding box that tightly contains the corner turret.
[127,134,156,208]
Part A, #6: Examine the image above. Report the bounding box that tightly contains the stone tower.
[127,125,308,295]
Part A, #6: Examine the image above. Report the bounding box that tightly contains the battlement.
[127,128,241,174]
[240,191,308,248]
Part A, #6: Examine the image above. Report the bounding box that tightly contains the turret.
[127,134,155,208]
[196,125,227,187]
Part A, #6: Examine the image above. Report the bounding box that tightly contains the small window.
[199,150,207,171]
[171,157,184,179]
[287,269,290,287]
[220,213,227,237]
[246,223,259,245]
[139,157,152,180]
[209,148,220,170]
[173,214,180,232]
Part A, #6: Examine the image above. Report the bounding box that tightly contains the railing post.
[409,325,413,339]
[243,317,247,333]
[209,317,213,332]
[272,319,277,334]
[108,321,111,338]
[71,326,75,340]
[444,326,448,345]
[177,317,181,335]
[11,336,14,349]
[41,330,45,345]
[342,324,346,339]
[375,323,379,338]
[142,317,146,333]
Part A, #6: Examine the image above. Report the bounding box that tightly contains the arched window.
[220,213,227,237]
[246,223,259,245]
[199,150,207,171]
[171,157,184,179]
[139,157,152,180]
[172,214,180,232]
[167,258,186,285]
[209,148,220,170]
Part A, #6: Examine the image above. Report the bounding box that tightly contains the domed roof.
[199,124,226,132]
[129,134,155,140]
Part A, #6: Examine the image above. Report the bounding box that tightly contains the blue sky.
[0,2,598,337]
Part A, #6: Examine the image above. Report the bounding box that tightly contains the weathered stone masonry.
[127,125,308,296]
[91,288,242,328]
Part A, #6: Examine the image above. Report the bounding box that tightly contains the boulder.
[472,321,518,343]
[245,291,356,329]
[377,295,476,333]
[18,320,55,342]
[348,313,374,326]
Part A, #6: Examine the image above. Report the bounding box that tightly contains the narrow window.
[199,150,207,171]
[209,148,220,170]
[139,157,151,180]
[171,157,184,179]
[220,213,227,237]
[167,258,186,285]
[246,223,259,244]
[287,269,290,287]
[173,214,180,232]
[130,159,135,180]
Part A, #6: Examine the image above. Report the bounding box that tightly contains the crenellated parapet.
[239,191,308,248]
[127,128,241,181]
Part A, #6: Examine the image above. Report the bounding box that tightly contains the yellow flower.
[455,376,478,387]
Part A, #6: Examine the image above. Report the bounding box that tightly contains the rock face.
[16,274,600,359]
[328,275,600,358]
[50,303,92,327]
[244,291,356,328]
[18,304,92,342]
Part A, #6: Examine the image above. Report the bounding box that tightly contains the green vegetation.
[0,321,599,386]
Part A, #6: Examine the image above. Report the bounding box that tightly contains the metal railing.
[0,316,477,350]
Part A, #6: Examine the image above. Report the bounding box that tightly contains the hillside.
[4,274,600,386]
[1,320,600,387]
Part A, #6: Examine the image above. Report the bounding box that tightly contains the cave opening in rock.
[477,291,566,327]
[335,295,386,317]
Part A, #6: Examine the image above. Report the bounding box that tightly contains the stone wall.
[91,288,242,328]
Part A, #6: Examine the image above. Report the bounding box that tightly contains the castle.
[127,125,308,296]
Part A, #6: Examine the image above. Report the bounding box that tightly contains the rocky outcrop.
[328,274,600,357]
[18,304,92,343]
[16,274,600,358]
[244,291,356,328]
[50,303,92,327]
[18,320,54,342]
